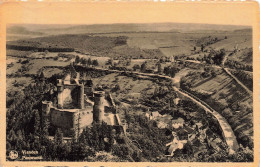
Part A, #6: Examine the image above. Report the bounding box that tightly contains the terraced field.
[181,69,253,148]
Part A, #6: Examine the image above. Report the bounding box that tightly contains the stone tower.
[57,79,64,109]
[93,91,105,123]
[78,84,84,109]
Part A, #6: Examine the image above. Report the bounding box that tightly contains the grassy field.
[6,27,252,67]
[6,52,71,94]
[92,73,157,101]
[227,48,253,65]
[95,30,252,58]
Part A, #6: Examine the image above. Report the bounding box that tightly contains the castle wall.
[114,114,122,125]
[50,107,93,133]
[103,113,115,125]
[59,88,72,108]
[104,106,116,114]
[57,84,84,109]
[106,93,116,107]
[50,108,75,129]
[75,107,93,128]
[84,87,93,97]
[50,74,125,137]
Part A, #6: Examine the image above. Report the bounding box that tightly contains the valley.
[6,23,253,162]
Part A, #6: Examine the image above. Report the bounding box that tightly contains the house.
[177,129,189,141]
[144,113,150,119]
[173,98,180,105]
[169,56,175,62]
[165,125,195,156]
[208,139,221,152]
[151,111,161,119]
[155,114,172,128]
[171,118,184,129]
[195,122,203,130]
[157,121,168,129]
[176,126,195,141]
[166,137,186,156]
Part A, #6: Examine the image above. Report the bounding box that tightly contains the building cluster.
[165,119,225,157]
[42,66,125,138]
[166,120,205,156]
[144,107,225,157]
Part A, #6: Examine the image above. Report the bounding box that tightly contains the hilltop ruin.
[41,66,125,138]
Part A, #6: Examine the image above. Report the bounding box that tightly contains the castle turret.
[93,91,105,123]
[57,79,64,109]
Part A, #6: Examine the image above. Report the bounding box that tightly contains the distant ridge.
[7,23,251,35]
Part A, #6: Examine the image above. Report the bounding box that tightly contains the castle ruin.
[42,66,125,138]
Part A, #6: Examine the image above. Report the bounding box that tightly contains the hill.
[7,23,250,41]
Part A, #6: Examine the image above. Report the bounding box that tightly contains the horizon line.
[7,22,252,27]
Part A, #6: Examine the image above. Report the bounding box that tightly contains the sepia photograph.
[0,1,259,166]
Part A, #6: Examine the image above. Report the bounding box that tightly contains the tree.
[92,59,99,66]
[54,128,63,145]
[87,58,92,66]
[33,109,40,136]
[201,44,205,52]
[126,59,131,66]
[41,112,49,137]
[133,64,140,71]
[222,108,233,119]
[169,66,179,78]
[81,58,87,66]
[157,63,162,73]
[44,50,49,55]
[75,56,80,64]
[141,62,147,72]
[69,143,94,161]
[212,49,225,65]
[163,66,170,75]
[106,59,113,66]
[39,71,45,81]
[164,66,179,77]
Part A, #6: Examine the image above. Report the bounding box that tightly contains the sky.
[0,1,258,26]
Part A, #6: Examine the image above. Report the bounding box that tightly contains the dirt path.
[221,53,252,96]
[185,58,252,95]
[223,68,252,96]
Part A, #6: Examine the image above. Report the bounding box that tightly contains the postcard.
[0,1,259,166]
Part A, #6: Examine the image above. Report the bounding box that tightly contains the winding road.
[173,87,239,154]
[82,66,239,154]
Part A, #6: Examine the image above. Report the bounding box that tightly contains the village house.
[171,117,184,129]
